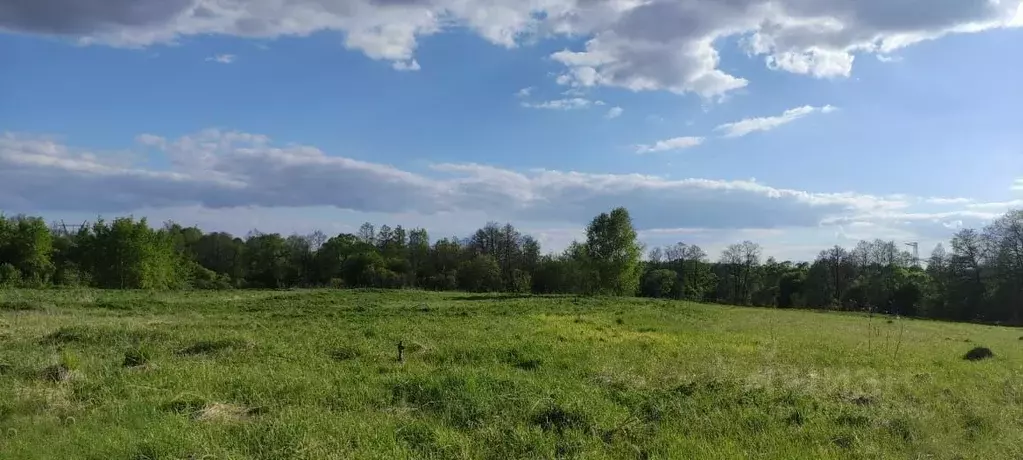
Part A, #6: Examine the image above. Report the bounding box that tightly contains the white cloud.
[516,87,534,98]
[605,106,623,119]
[924,197,973,205]
[764,48,854,78]
[521,98,598,110]
[205,54,236,64]
[1013,179,1023,191]
[715,105,836,138]
[876,54,903,63]
[0,129,905,229]
[392,59,421,71]
[134,134,166,148]
[4,129,1017,260]
[0,1,1018,98]
[635,136,705,154]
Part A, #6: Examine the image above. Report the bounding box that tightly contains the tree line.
[1,207,1021,324]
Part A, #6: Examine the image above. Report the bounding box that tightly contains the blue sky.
[1,0,1022,260]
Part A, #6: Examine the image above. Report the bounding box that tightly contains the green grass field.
[1,289,1021,459]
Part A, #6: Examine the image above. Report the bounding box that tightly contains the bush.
[508,269,532,293]
[0,263,22,287]
[641,269,676,298]
[426,271,458,291]
[190,265,232,290]
[53,263,90,287]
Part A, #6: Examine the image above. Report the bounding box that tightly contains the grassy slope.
[1,289,1021,459]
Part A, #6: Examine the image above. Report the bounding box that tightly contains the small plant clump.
[123,346,152,368]
[40,364,72,382]
[329,346,362,362]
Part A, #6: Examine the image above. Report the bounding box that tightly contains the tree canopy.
[2,207,1022,325]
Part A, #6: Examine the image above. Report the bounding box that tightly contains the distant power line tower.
[905,242,920,267]
[50,219,88,236]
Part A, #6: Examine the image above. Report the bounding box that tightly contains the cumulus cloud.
[715,105,836,138]
[205,53,236,64]
[1013,179,1023,191]
[4,129,1019,259]
[521,98,600,110]
[635,136,704,154]
[0,128,926,231]
[605,106,623,119]
[516,87,534,98]
[1,1,1018,97]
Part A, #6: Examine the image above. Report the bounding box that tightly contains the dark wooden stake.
[397,340,405,363]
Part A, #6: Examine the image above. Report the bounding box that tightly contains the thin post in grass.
[892,303,907,360]
[866,305,874,354]
[397,340,405,363]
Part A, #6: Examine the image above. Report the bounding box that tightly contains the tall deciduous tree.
[584,207,642,296]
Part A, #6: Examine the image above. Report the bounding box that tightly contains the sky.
[1,0,1022,261]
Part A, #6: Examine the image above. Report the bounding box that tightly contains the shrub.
[0,263,22,287]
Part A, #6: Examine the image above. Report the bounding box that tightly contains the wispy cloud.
[635,136,704,154]
[205,54,236,64]
[715,105,836,138]
[516,87,534,98]
[392,59,421,71]
[1012,179,1023,191]
[521,98,602,110]
[605,107,623,119]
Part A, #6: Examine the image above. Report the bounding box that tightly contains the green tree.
[584,207,642,296]
[0,215,54,285]
[78,217,182,289]
[641,269,677,298]
[244,233,289,288]
[457,254,502,292]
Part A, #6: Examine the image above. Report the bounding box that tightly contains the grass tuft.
[123,346,152,368]
[0,300,40,311]
[329,345,362,362]
[177,338,248,356]
[532,404,590,433]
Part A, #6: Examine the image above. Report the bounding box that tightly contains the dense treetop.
[2,207,1021,325]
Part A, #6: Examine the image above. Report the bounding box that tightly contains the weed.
[161,397,207,415]
[835,413,870,427]
[329,346,362,362]
[41,327,87,345]
[177,339,247,356]
[785,410,805,426]
[886,418,915,443]
[39,364,71,382]
[123,346,152,368]
[503,348,542,371]
[533,404,589,433]
[0,300,39,311]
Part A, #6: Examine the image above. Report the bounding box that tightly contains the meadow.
[1,289,1021,459]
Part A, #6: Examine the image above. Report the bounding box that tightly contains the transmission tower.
[905,242,920,267]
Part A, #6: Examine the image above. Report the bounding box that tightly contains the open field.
[1,289,1021,459]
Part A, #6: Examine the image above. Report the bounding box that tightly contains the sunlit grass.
[1,289,1021,459]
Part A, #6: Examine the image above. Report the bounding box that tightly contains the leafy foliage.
[2,207,1022,324]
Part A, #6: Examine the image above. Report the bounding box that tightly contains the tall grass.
[0,289,1020,459]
